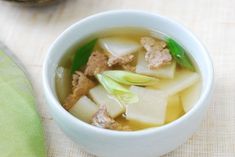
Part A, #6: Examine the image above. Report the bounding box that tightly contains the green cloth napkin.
[0,46,46,157]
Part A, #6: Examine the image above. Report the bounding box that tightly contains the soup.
[55,27,201,131]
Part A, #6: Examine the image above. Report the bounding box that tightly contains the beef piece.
[84,51,110,76]
[145,48,172,69]
[63,71,96,110]
[141,37,167,52]
[140,37,172,69]
[107,54,135,67]
[92,105,131,131]
[121,64,136,72]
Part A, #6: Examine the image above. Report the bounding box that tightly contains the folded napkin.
[0,43,46,157]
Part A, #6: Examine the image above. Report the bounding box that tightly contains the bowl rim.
[42,10,214,137]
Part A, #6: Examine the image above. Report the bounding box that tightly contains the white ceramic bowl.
[43,10,214,157]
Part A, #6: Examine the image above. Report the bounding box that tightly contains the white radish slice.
[126,86,168,125]
[151,69,200,96]
[55,67,72,104]
[99,37,142,57]
[89,85,125,118]
[69,96,98,123]
[136,51,176,79]
[181,81,202,112]
[165,94,184,123]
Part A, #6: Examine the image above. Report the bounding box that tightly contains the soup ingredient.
[181,81,201,112]
[92,105,131,131]
[64,71,96,110]
[89,85,125,118]
[69,96,98,123]
[136,50,176,79]
[71,38,97,74]
[107,54,136,73]
[107,54,134,67]
[92,105,116,128]
[115,115,156,131]
[84,51,110,76]
[103,70,159,86]
[126,86,168,125]
[99,37,141,57]
[166,38,194,71]
[165,94,184,123]
[96,74,138,104]
[55,67,72,103]
[140,37,172,69]
[122,64,136,72]
[152,69,200,96]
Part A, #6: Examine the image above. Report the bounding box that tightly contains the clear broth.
[56,27,201,131]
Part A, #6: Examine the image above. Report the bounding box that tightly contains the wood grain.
[0,0,234,156]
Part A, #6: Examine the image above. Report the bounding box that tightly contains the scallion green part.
[71,38,97,74]
[166,38,195,71]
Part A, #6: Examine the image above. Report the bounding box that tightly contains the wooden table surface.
[0,0,234,156]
